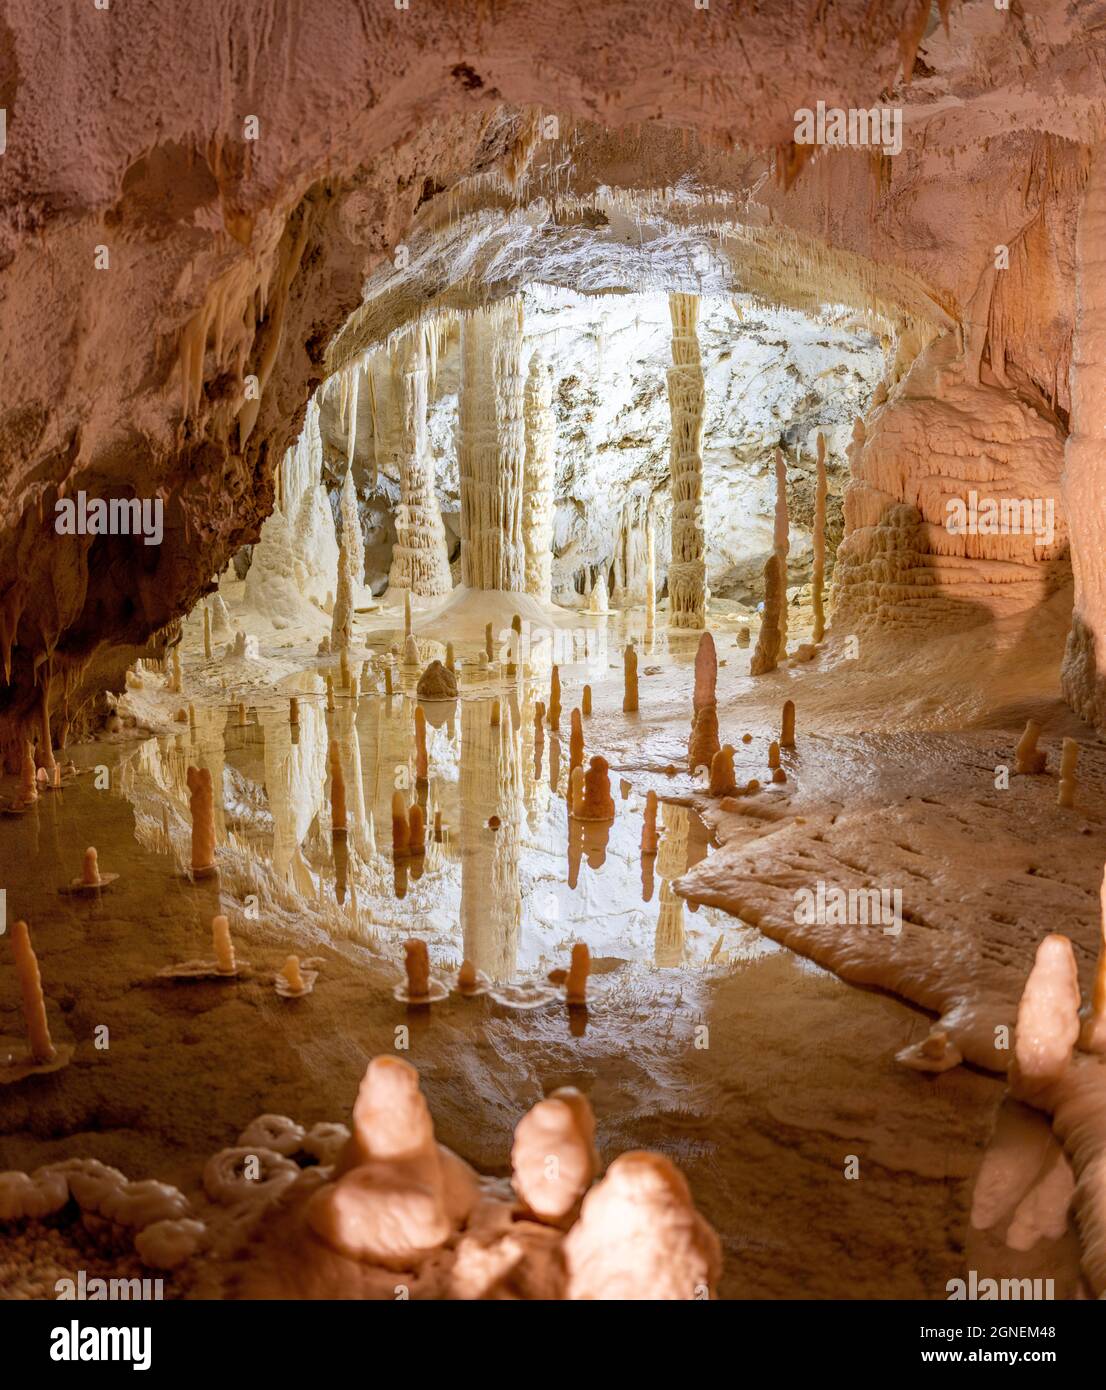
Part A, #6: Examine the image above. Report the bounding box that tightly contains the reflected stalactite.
[654,802,691,967]
[460,697,523,982]
[258,699,327,883]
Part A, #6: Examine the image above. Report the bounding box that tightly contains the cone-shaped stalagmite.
[459,300,527,592]
[523,351,556,602]
[666,293,707,629]
[386,327,451,597]
[812,433,828,643]
[623,644,638,713]
[750,553,784,676]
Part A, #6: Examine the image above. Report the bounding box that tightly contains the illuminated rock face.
[459,300,527,593]
[834,335,1069,634]
[386,329,452,598]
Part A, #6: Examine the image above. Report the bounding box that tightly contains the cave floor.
[0,583,1096,1298]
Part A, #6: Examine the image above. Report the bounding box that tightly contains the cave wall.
[2,0,1105,747]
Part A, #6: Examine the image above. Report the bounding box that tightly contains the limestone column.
[666,292,707,629]
[1063,148,1106,731]
[523,351,556,601]
[387,327,452,597]
[459,299,527,592]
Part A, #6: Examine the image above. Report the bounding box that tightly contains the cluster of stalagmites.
[297,1056,721,1298]
[0,1058,720,1300]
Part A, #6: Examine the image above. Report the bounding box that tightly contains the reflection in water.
[115,666,730,984]
[460,698,522,981]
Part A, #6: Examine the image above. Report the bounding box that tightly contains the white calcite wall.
[428,288,884,606]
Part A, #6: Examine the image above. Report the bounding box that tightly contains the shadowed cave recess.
[2,0,1106,1322]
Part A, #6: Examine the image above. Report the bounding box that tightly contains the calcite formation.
[522,351,556,602]
[666,293,707,630]
[459,301,527,592]
[386,328,452,598]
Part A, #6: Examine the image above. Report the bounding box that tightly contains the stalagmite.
[566,943,590,1006]
[445,643,455,674]
[237,701,247,727]
[589,571,609,615]
[459,299,527,592]
[768,741,780,770]
[569,764,584,815]
[564,1152,722,1300]
[688,705,721,776]
[1015,720,1047,774]
[623,644,638,713]
[37,684,56,779]
[392,791,410,856]
[384,664,394,698]
[330,742,347,833]
[523,351,556,602]
[326,673,335,712]
[750,554,784,677]
[1010,934,1081,1104]
[645,509,656,633]
[289,697,299,727]
[693,632,717,716]
[812,433,828,643]
[506,613,521,677]
[773,447,790,656]
[17,742,37,805]
[186,766,216,875]
[280,956,305,994]
[82,848,101,886]
[709,746,737,796]
[582,684,592,717]
[387,328,452,596]
[414,707,428,781]
[203,606,212,660]
[641,789,659,854]
[10,921,55,1063]
[548,666,562,729]
[511,1087,597,1222]
[666,292,706,629]
[331,541,353,652]
[417,660,457,700]
[403,634,420,667]
[404,940,431,1003]
[212,916,235,976]
[781,699,796,749]
[339,465,366,593]
[576,756,615,821]
[1058,738,1079,808]
[569,708,584,774]
[484,622,494,663]
[404,592,413,639]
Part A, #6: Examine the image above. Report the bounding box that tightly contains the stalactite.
[346,366,360,473]
[666,293,706,629]
[459,300,527,592]
[523,351,556,602]
[387,326,452,597]
[812,433,828,643]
